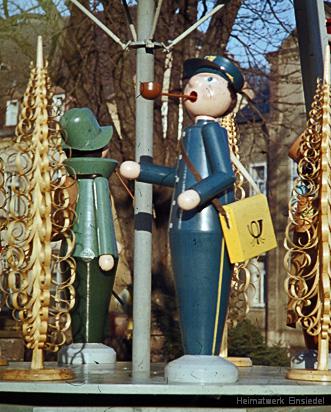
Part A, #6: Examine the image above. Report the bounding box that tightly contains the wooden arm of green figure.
[94,177,118,258]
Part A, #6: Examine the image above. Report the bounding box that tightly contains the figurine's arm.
[120,160,176,187]
[94,177,118,271]
[178,123,235,209]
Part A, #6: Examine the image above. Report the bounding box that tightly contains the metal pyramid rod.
[121,0,138,41]
[69,0,127,49]
[149,0,163,40]
[69,0,225,52]
[166,3,226,50]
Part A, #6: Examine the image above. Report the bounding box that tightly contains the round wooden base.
[227,356,253,367]
[0,358,8,366]
[287,368,331,382]
[0,368,75,381]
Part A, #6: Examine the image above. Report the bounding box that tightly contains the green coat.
[64,157,118,343]
[64,157,118,260]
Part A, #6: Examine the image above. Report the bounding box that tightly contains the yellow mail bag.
[179,139,277,264]
[219,193,277,263]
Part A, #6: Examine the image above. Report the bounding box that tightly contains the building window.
[289,158,299,195]
[247,257,266,308]
[52,93,65,119]
[247,162,267,308]
[249,162,267,195]
[5,100,19,126]
[0,63,8,71]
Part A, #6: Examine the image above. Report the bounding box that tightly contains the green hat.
[183,55,244,92]
[60,108,113,151]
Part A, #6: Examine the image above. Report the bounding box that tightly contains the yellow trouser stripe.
[212,236,225,355]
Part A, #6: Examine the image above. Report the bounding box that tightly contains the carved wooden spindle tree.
[284,46,331,381]
[0,36,76,381]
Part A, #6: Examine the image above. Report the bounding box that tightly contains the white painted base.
[165,355,239,384]
[58,343,116,365]
[291,349,331,370]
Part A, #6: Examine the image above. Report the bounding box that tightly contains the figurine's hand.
[99,254,115,271]
[177,189,201,210]
[120,161,140,180]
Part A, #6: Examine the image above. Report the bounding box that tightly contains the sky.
[199,0,297,70]
[231,0,296,68]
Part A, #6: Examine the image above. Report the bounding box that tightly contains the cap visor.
[183,58,221,79]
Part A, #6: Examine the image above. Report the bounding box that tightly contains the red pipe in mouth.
[140,82,197,102]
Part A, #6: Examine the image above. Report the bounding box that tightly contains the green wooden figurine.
[59,108,118,364]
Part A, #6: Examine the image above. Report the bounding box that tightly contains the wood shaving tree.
[0,37,76,377]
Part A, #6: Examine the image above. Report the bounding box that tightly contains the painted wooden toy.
[121,55,244,383]
[59,108,118,364]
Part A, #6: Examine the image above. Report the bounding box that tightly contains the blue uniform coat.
[139,120,235,354]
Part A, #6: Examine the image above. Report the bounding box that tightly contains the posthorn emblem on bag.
[247,219,264,246]
[219,194,277,263]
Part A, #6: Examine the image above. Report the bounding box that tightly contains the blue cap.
[183,55,244,92]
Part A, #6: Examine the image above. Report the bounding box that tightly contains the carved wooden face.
[183,73,232,119]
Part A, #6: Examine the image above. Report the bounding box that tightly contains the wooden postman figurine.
[121,56,244,383]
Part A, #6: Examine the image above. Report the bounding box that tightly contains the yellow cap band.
[204,56,234,84]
